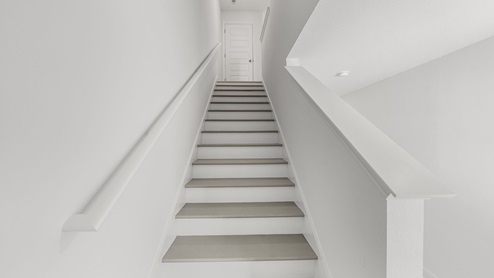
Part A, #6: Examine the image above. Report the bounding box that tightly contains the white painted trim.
[289,84,390,199]
[423,268,439,278]
[145,70,219,278]
[285,66,455,199]
[62,43,222,232]
[273,67,388,200]
[387,196,424,278]
[263,82,333,278]
[223,22,255,81]
[260,6,270,42]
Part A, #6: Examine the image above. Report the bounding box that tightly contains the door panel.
[225,24,253,81]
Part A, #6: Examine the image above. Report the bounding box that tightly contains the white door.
[225,24,253,81]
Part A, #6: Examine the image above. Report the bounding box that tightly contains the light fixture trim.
[335,70,351,77]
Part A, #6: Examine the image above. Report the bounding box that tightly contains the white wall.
[0,1,220,277]
[344,36,494,278]
[221,11,263,81]
[262,1,386,277]
[289,0,494,95]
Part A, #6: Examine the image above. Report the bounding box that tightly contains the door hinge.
[224,54,226,58]
[224,29,226,33]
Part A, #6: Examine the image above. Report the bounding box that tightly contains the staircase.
[162,81,318,278]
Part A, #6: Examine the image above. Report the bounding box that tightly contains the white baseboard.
[424,268,439,278]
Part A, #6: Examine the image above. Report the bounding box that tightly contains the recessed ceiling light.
[335,71,350,77]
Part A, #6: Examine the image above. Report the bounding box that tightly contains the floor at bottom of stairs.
[162,234,317,262]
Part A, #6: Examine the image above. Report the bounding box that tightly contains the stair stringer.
[146,76,218,278]
[263,82,333,278]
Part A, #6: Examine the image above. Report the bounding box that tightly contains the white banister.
[285,66,454,199]
[62,43,221,232]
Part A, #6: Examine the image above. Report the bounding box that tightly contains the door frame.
[223,22,254,81]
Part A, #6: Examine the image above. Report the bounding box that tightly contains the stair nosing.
[204,119,275,122]
[212,95,267,97]
[215,87,265,90]
[162,234,318,263]
[214,89,266,91]
[163,257,316,263]
[210,102,270,104]
[192,158,288,165]
[175,215,303,219]
[216,84,264,86]
[197,143,282,147]
[208,110,272,112]
[216,81,263,83]
[175,201,305,219]
[216,84,263,85]
[185,178,295,188]
[201,130,278,133]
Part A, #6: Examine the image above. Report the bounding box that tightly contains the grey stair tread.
[213,95,267,97]
[214,90,265,92]
[208,109,272,112]
[205,119,274,122]
[216,83,264,86]
[210,102,270,104]
[216,81,263,83]
[215,89,266,91]
[176,202,304,219]
[198,143,282,147]
[216,85,263,87]
[202,130,278,133]
[216,84,264,86]
[214,91,266,93]
[216,81,264,86]
[192,158,288,165]
[186,178,295,188]
[162,234,318,262]
[215,85,264,87]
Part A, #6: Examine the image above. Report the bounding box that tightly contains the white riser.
[176,217,305,235]
[210,103,271,110]
[212,96,268,102]
[185,187,295,203]
[207,111,273,119]
[201,133,279,144]
[204,121,276,131]
[213,90,266,96]
[197,146,283,159]
[192,164,288,178]
[159,260,315,278]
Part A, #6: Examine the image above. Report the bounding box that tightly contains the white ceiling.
[289,0,494,95]
[219,0,269,11]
